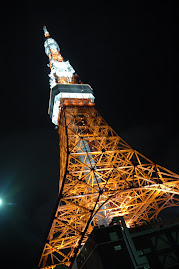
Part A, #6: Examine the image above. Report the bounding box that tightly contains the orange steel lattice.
[40,26,179,268]
[39,103,179,269]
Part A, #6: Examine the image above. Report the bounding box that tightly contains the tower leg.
[39,106,179,269]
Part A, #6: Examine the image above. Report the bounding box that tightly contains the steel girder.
[39,106,179,268]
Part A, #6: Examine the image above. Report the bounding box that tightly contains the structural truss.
[39,105,179,268]
[39,27,179,269]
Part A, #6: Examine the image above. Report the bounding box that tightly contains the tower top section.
[43,26,95,125]
[43,26,60,57]
[43,25,75,87]
[43,25,50,38]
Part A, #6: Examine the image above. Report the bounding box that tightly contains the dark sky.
[0,2,179,268]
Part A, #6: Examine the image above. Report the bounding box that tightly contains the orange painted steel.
[39,105,179,268]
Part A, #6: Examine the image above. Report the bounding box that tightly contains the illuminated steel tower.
[39,27,179,268]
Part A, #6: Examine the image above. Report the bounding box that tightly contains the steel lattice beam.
[39,106,179,268]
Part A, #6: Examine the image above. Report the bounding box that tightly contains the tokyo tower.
[39,26,179,269]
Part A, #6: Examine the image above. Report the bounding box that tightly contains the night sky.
[0,2,179,268]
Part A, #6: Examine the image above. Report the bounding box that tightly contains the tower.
[39,27,179,269]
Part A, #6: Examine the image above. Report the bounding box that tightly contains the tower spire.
[43,26,76,88]
[43,25,50,38]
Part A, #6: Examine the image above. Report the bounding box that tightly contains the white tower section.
[43,26,95,125]
[43,26,75,88]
